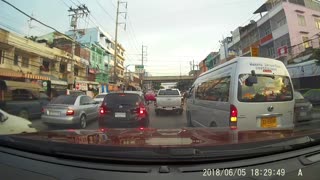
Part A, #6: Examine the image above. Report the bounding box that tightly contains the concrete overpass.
[143,76,195,83]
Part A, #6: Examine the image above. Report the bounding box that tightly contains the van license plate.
[115,112,126,118]
[261,117,277,128]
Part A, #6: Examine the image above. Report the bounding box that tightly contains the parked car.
[145,90,156,102]
[155,89,183,115]
[294,91,313,122]
[98,92,150,128]
[303,89,320,107]
[93,93,108,105]
[42,95,100,129]
[0,80,50,120]
[0,109,37,135]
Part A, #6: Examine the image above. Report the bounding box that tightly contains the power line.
[94,0,115,21]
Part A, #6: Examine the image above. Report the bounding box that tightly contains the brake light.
[230,105,238,130]
[42,108,45,113]
[66,109,75,116]
[99,105,108,115]
[139,107,146,115]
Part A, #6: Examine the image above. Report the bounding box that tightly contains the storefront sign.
[76,83,88,91]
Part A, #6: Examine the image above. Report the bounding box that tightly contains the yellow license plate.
[261,117,277,128]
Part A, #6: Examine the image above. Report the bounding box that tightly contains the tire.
[79,115,87,129]
[155,110,159,116]
[178,109,183,115]
[19,110,29,120]
[186,111,194,127]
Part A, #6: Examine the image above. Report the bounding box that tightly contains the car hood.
[9,128,320,147]
[0,110,37,135]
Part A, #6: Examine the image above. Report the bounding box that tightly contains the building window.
[265,27,271,36]
[60,63,66,73]
[277,17,287,28]
[21,57,29,67]
[267,47,275,57]
[315,18,320,29]
[0,50,4,64]
[14,54,19,65]
[74,66,79,76]
[302,36,310,48]
[41,59,50,72]
[297,14,306,26]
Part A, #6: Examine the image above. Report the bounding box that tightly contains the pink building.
[254,0,320,63]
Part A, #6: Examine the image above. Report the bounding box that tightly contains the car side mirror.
[0,112,8,123]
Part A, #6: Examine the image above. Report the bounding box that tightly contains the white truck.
[155,89,183,115]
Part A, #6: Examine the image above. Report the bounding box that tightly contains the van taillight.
[66,109,74,116]
[230,105,238,130]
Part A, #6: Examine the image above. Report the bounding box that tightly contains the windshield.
[238,74,293,102]
[105,94,140,107]
[1,0,320,165]
[158,89,180,95]
[50,95,77,105]
[294,91,304,99]
[95,95,107,99]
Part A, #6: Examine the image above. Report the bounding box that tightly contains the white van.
[186,57,295,131]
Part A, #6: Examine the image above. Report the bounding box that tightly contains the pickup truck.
[155,89,183,115]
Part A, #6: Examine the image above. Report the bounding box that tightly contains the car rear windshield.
[158,89,180,95]
[105,94,140,106]
[50,95,77,105]
[95,94,107,98]
[294,91,304,99]
[238,74,293,102]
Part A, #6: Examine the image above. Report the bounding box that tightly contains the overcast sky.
[0,0,266,76]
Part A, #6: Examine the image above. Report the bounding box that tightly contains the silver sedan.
[41,95,99,129]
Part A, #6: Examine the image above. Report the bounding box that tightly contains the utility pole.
[141,44,147,89]
[68,4,90,89]
[113,0,127,88]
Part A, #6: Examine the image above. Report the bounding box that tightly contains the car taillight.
[99,105,108,115]
[230,105,238,130]
[66,109,74,116]
[42,108,45,113]
[139,107,146,115]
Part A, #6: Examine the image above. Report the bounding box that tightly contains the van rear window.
[238,74,293,102]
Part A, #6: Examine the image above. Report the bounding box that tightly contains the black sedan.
[98,92,150,128]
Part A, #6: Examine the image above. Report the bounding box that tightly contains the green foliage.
[175,80,193,91]
[152,82,162,90]
[309,49,320,65]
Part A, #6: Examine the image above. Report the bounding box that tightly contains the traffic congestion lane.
[31,105,320,131]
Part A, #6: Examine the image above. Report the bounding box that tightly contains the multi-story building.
[254,0,320,63]
[199,59,208,74]
[204,52,220,70]
[240,20,261,57]
[0,28,88,97]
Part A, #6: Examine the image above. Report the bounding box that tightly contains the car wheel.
[179,110,183,115]
[186,111,193,127]
[155,110,159,116]
[19,110,29,120]
[79,115,87,129]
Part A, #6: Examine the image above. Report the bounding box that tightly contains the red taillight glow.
[139,107,146,115]
[42,108,45,113]
[99,105,108,115]
[230,105,238,130]
[66,109,74,116]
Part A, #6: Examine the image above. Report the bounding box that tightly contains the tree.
[25,35,38,41]
[174,80,193,91]
[152,82,162,90]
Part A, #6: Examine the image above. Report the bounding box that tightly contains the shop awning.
[24,73,50,81]
[1,80,43,91]
[0,68,24,78]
